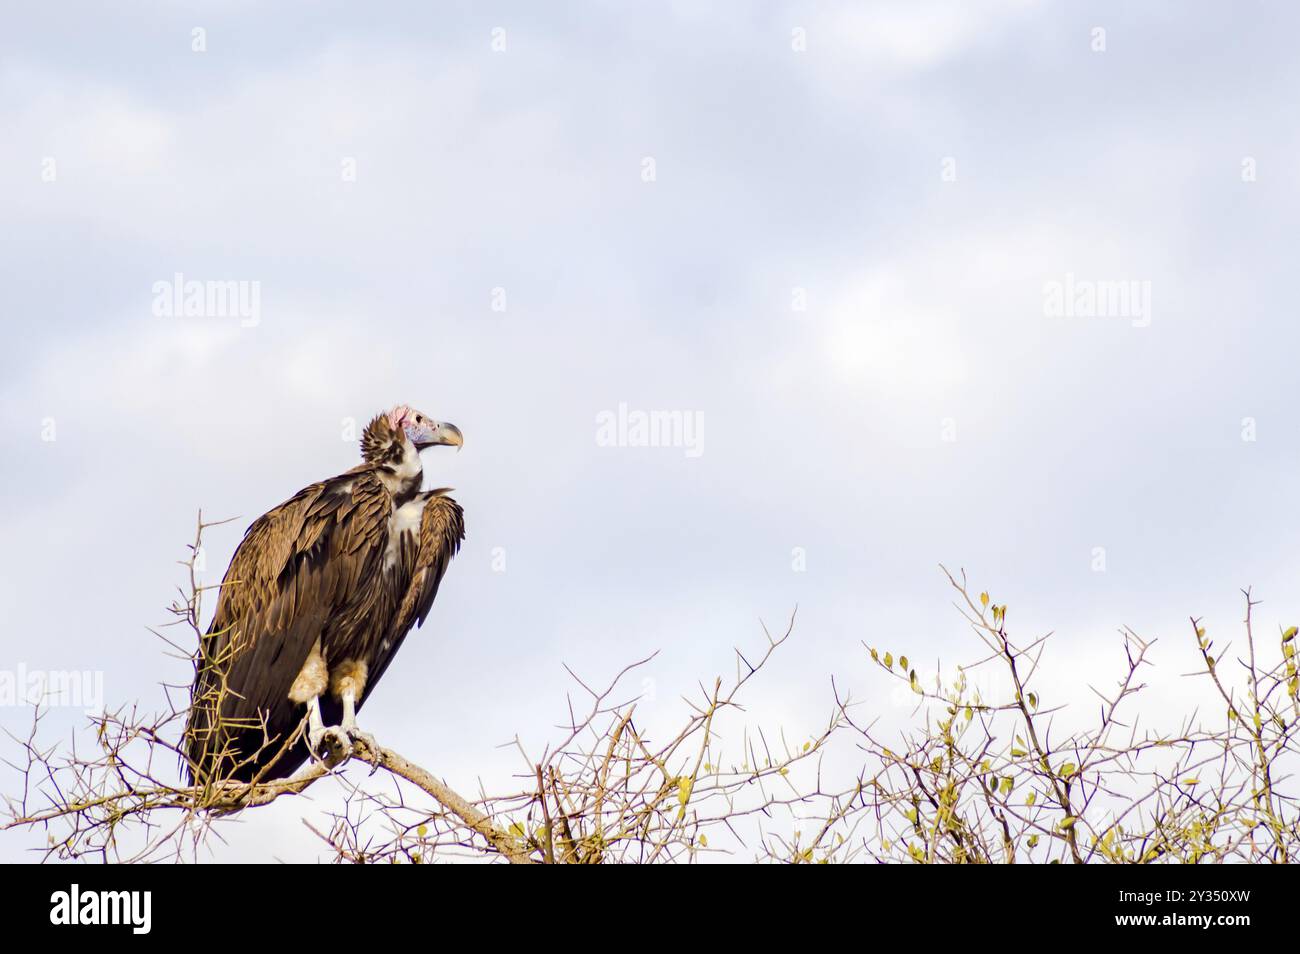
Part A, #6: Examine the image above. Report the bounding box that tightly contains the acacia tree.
[847,569,1298,863]
[3,518,1296,863]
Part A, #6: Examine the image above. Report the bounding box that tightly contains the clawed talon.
[311,726,351,764]
[346,727,382,774]
[307,722,380,773]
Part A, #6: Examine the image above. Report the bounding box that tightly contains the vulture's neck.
[377,437,423,506]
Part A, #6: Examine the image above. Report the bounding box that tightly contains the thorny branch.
[3,520,1298,863]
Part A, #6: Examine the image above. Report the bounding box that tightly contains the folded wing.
[186,471,391,783]
[364,492,465,704]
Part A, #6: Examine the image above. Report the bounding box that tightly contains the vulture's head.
[361,405,463,463]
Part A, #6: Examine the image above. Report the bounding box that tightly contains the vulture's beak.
[429,422,463,451]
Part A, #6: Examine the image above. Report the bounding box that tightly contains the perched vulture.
[185,405,465,784]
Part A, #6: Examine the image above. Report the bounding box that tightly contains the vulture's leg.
[289,640,339,762]
[331,659,381,772]
[305,695,328,758]
[340,689,359,731]
[339,691,381,773]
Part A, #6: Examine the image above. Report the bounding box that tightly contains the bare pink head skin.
[387,405,463,451]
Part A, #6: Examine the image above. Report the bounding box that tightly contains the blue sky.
[3,1,1299,861]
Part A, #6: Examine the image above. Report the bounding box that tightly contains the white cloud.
[823,271,966,398]
[820,0,1039,73]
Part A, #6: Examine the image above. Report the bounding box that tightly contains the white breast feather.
[384,497,428,569]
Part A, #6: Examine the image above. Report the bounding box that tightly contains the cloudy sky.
[3,1,1299,861]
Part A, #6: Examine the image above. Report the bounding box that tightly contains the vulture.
[185,405,465,785]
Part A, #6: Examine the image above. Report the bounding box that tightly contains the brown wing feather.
[362,493,465,704]
[186,469,394,784]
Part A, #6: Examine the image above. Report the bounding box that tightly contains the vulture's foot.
[346,727,383,775]
[313,726,352,766]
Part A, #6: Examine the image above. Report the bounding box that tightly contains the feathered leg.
[327,659,380,772]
